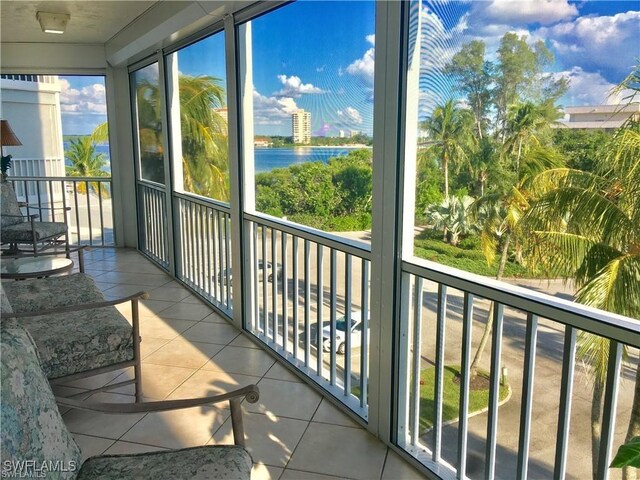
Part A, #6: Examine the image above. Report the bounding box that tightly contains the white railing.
[174,193,232,313]
[245,214,372,418]
[9,176,115,246]
[398,258,639,480]
[137,182,170,268]
[137,190,639,479]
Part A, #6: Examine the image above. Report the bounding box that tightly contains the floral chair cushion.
[1,220,68,242]
[0,323,81,480]
[3,274,104,314]
[0,182,24,228]
[1,282,14,315]
[21,306,134,380]
[77,446,252,480]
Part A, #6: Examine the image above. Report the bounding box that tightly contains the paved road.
[252,229,638,480]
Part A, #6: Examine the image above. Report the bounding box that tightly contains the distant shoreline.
[256,144,371,149]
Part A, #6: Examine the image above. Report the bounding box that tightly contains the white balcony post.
[165,52,184,194]
[165,52,184,278]
[396,0,423,450]
[369,0,405,440]
[106,66,137,247]
[226,15,255,329]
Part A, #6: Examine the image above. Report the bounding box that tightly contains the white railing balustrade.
[245,214,371,418]
[174,193,232,313]
[9,176,114,247]
[398,259,639,480]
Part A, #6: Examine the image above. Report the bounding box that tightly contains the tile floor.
[56,248,425,480]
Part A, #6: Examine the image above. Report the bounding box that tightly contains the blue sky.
[61,0,639,136]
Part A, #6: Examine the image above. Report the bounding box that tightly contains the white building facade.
[292,109,310,144]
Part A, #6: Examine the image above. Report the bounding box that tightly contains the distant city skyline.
[60,1,639,136]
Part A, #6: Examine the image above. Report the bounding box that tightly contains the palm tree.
[503,101,560,176]
[468,145,563,377]
[521,65,640,479]
[65,137,109,196]
[422,100,474,199]
[425,195,478,246]
[177,75,229,201]
[108,75,229,200]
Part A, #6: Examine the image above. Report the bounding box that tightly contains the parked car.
[318,310,369,355]
[215,261,281,286]
[267,264,284,283]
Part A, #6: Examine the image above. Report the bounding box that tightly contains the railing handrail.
[173,190,231,213]
[402,258,640,346]
[9,175,112,182]
[245,212,372,260]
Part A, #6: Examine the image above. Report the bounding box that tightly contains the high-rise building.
[292,109,311,144]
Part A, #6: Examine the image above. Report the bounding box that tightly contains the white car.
[216,260,281,285]
[320,310,369,355]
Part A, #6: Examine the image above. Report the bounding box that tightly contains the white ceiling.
[0,1,160,44]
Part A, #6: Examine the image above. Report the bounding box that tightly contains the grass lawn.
[419,365,510,431]
[414,229,546,278]
[352,365,510,432]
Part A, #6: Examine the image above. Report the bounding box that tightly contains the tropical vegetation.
[64,136,110,196]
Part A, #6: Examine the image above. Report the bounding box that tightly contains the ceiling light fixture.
[36,11,70,34]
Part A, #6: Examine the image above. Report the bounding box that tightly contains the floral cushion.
[0,182,24,228]
[1,282,13,315]
[77,446,252,480]
[1,220,68,242]
[21,306,134,380]
[3,274,104,313]
[0,323,81,480]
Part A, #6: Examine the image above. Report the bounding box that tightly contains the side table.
[0,256,74,280]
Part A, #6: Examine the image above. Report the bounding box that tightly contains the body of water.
[254,146,367,173]
[64,142,368,174]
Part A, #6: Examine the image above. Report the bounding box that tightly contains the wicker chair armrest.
[1,291,149,319]
[55,384,259,446]
[55,385,260,414]
[25,204,71,212]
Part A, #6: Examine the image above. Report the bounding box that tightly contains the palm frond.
[575,254,640,318]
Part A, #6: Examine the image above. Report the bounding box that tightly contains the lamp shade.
[1,120,22,147]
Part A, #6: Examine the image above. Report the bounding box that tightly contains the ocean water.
[64,143,366,174]
[253,146,362,173]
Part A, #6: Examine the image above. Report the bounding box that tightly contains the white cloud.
[346,35,375,88]
[553,67,637,106]
[274,75,324,97]
[365,34,375,46]
[478,0,578,26]
[337,107,363,125]
[59,79,107,115]
[252,90,299,126]
[537,11,640,78]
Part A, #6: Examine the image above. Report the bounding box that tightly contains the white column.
[106,66,137,247]
[158,53,177,273]
[226,15,257,328]
[237,21,255,212]
[369,0,405,440]
[165,52,184,193]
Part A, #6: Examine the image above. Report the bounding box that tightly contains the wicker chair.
[0,322,258,479]
[1,276,145,402]
[0,181,70,255]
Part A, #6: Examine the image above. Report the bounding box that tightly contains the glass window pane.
[132,63,165,184]
[240,1,375,235]
[166,31,229,202]
[399,1,640,477]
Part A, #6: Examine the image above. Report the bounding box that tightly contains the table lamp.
[1,120,22,180]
